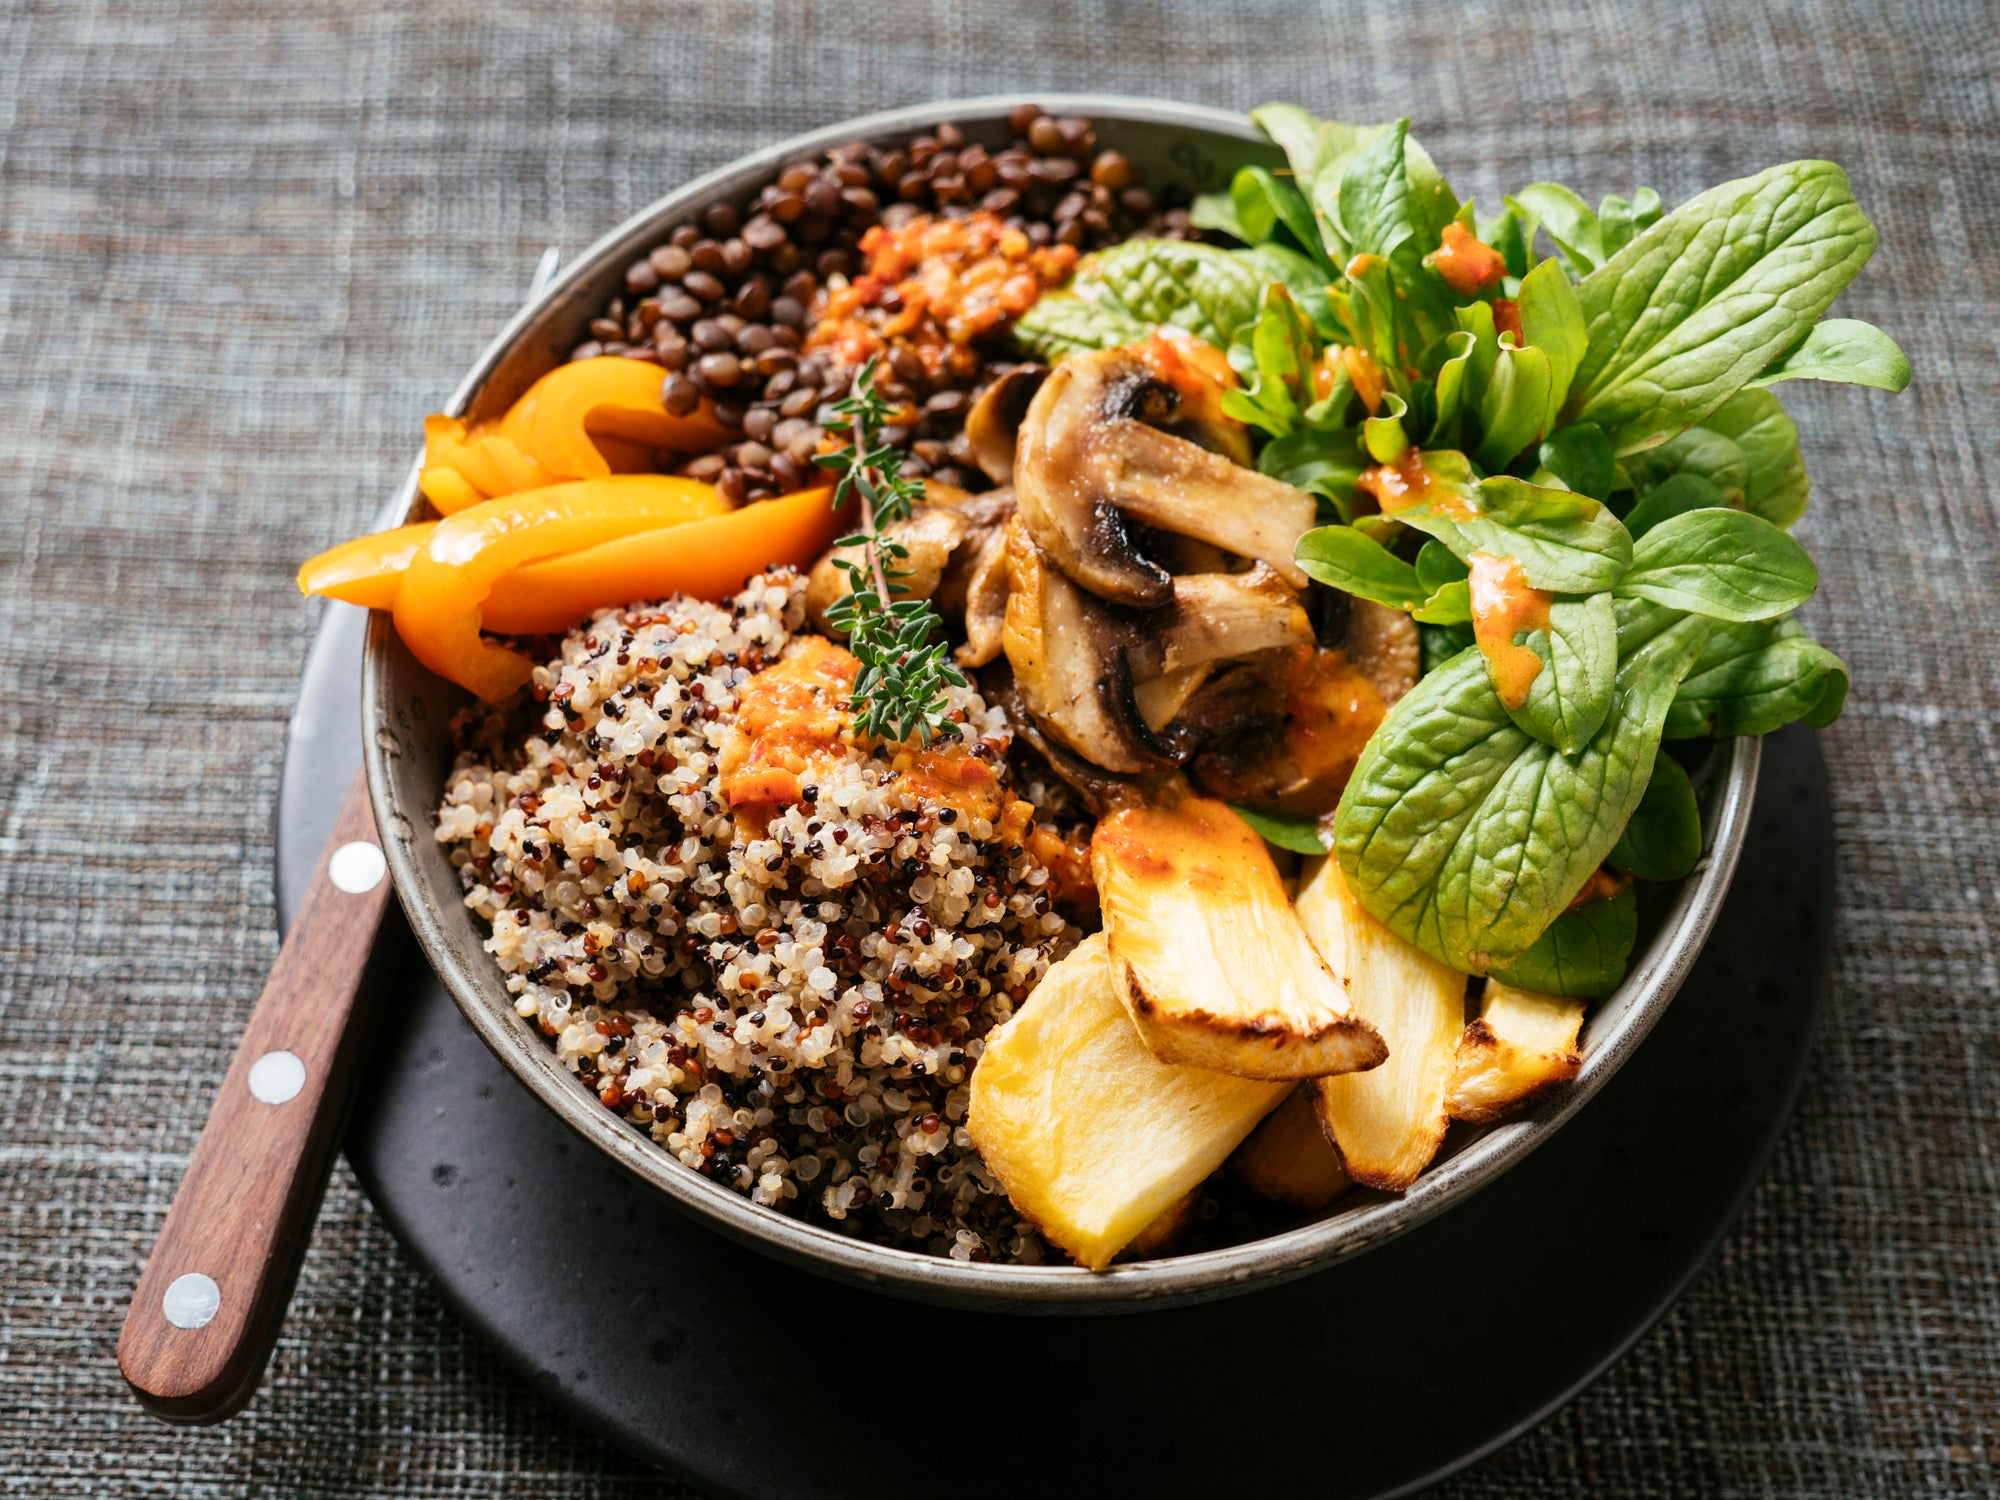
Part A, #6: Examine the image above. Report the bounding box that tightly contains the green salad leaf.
[1333,610,1713,974]
[1615,508,1817,622]
[1386,457,1635,594]
[1085,238,1266,348]
[1608,751,1703,881]
[1508,589,1620,755]
[1702,388,1811,527]
[1231,804,1330,855]
[1487,885,1638,1000]
[1621,472,1730,539]
[1750,317,1912,392]
[1663,615,1849,737]
[1537,423,1617,501]
[1566,160,1879,454]
[1597,188,1664,258]
[1295,524,1429,609]
[1011,292,1147,361]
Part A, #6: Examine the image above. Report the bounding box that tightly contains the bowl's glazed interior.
[362,95,1760,1313]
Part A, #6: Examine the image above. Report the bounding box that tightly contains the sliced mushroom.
[1001,518,1195,775]
[982,661,1137,816]
[1131,666,1213,733]
[1014,347,1316,608]
[964,365,1047,485]
[1192,645,1394,816]
[1308,587,1421,706]
[933,490,1016,668]
[805,503,969,633]
[1344,599,1420,705]
[1154,565,1314,677]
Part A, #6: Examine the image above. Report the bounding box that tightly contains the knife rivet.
[328,841,387,894]
[248,1049,307,1105]
[163,1272,221,1331]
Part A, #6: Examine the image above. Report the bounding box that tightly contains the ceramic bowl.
[363,95,1760,1312]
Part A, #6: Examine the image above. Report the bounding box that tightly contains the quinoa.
[436,569,1082,1263]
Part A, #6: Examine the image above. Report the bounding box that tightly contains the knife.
[117,247,564,1423]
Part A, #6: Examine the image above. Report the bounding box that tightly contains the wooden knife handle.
[118,771,401,1423]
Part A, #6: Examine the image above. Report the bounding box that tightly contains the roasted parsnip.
[1297,857,1467,1191]
[1226,1086,1351,1212]
[1445,981,1586,1123]
[1091,795,1387,1081]
[966,933,1288,1270]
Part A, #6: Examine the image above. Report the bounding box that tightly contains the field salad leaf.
[1326,118,1415,255]
[1701,388,1811,527]
[1261,426,1368,520]
[1476,343,1556,471]
[1333,609,1714,973]
[1509,183,1604,274]
[1251,105,1388,244]
[1565,161,1879,454]
[1609,751,1702,881]
[1622,473,1731,539]
[1011,292,1147,360]
[1234,166,1331,266]
[1295,524,1429,609]
[1084,238,1266,348]
[1390,456,1634,594]
[1224,283,1319,436]
[1232,804,1330,855]
[1478,201,1535,279]
[1430,329,1479,447]
[1509,590,1620,754]
[1516,257,1589,413]
[1488,884,1638,999]
[1750,317,1912,392]
[1616,508,1817,621]
[1597,187,1664,258]
[1623,424,1750,504]
[1664,615,1849,737]
[1233,242,1339,338]
[1537,423,1617,501]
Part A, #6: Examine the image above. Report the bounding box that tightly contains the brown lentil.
[570,109,1194,505]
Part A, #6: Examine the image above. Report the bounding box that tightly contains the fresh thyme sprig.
[813,357,967,745]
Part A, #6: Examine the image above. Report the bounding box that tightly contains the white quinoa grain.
[439,568,1080,1262]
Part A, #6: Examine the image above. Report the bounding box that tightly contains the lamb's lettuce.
[1615,508,1817,622]
[1750,317,1911,393]
[1565,160,1880,454]
[1488,885,1638,1000]
[1608,751,1702,881]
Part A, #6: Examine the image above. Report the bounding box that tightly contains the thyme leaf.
[812,358,967,745]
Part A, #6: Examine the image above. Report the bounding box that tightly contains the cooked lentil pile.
[569,105,1195,504]
[436,570,1088,1262]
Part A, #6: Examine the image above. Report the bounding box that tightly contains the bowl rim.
[362,93,1762,1312]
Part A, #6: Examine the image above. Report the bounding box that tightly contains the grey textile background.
[1,0,1995,1494]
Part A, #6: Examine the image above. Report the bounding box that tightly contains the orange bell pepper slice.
[297,523,438,609]
[417,358,729,513]
[393,476,731,701]
[482,485,850,637]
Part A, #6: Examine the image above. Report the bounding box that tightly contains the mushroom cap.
[1013,346,1317,610]
[964,365,1048,486]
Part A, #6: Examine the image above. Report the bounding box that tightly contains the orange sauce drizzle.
[887,742,1001,823]
[1339,345,1386,414]
[1135,327,1238,428]
[1356,447,1480,520]
[1283,645,1388,794]
[1468,552,1552,709]
[1429,221,1508,296]
[718,637,860,826]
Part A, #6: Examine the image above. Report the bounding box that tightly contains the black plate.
[283,601,1833,1500]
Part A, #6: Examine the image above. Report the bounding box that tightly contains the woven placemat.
[1,1,1994,1494]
